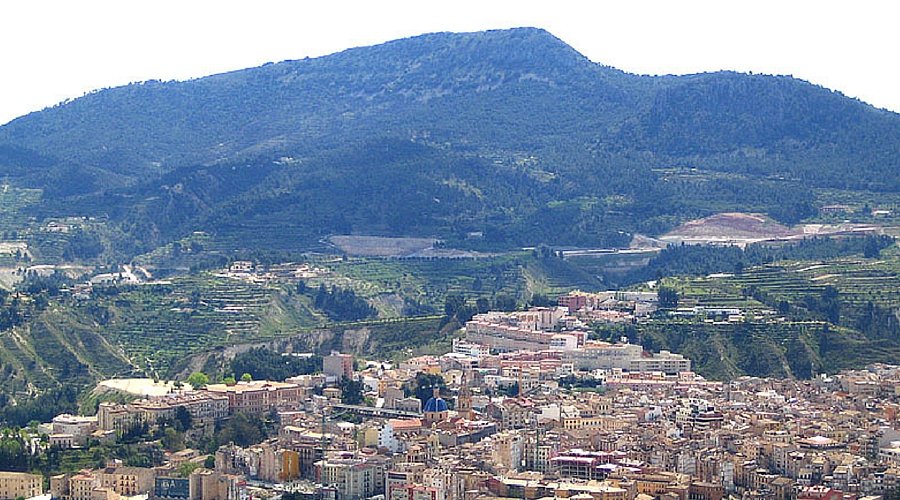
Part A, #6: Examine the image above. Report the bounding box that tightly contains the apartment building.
[0,471,42,500]
[205,380,303,415]
[51,467,156,500]
[315,456,386,499]
[323,352,354,381]
[562,342,691,374]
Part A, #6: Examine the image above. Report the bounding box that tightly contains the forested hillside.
[0,28,896,258]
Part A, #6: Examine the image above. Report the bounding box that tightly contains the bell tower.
[457,372,474,420]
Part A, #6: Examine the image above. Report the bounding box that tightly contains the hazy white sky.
[2,0,898,125]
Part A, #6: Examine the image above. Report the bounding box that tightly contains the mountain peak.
[0,26,897,199]
[283,26,593,80]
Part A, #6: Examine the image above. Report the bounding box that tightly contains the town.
[1,292,898,500]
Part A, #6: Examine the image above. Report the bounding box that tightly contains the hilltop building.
[205,380,302,415]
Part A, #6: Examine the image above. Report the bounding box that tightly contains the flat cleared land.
[97,378,185,396]
[660,212,883,247]
[328,235,438,257]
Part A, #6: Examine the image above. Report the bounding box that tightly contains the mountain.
[0,29,637,174]
[0,27,898,259]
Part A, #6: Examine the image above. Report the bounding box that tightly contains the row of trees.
[302,284,377,322]
[619,235,895,286]
[229,348,322,382]
[0,386,79,428]
[442,292,517,324]
[183,349,323,393]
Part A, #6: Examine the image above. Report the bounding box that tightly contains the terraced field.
[637,320,830,380]
[0,249,611,403]
[93,276,293,375]
[90,255,546,376]
[0,185,40,234]
[318,253,602,312]
[646,248,900,379]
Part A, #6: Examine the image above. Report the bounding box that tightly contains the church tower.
[457,372,474,420]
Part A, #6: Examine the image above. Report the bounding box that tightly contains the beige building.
[485,399,535,431]
[0,471,43,500]
[52,471,103,500]
[489,431,526,472]
[316,456,386,499]
[563,342,691,374]
[52,467,156,500]
[465,309,581,352]
[205,381,302,415]
[97,392,229,433]
[560,413,636,432]
[389,484,439,500]
[51,414,99,447]
[323,352,354,381]
[189,470,244,500]
[98,467,156,497]
[97,402,145,433]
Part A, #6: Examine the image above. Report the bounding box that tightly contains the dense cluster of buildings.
[94,380,303,436]
[464,304,690,374]
[3,302,900,500]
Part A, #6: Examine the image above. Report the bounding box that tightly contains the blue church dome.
[424,395,449,413]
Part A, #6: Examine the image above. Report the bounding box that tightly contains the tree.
[821,285,841,324]
[339,379,364,405]
[864,235,883,258]
[312,284,376,322]
[403,372,446,404]
[216,413,264,447]
[529,294,554,307]
[657,286,679,309]
[161,427,185,452]
[443,294,465,318]
[176,462,200,478]
[0,434,27,471]
[174,406,193,432]
[492,294,517,312]
[187,372,209,388]
[777,300,791,315]
[230,347,321,381]
[240,373,253,382]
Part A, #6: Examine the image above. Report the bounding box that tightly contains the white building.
[562,342,690,374]
[378,421,403,453]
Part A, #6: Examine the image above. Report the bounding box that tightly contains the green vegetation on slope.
[0,251,603,411]
[0,29,895,260]
[621,245,900,380]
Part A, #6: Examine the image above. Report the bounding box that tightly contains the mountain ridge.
[0,27,897,257]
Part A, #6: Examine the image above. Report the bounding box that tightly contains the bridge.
[331,404,422,419]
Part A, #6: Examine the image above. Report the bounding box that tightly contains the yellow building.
[279,450,300,482]
[0,471,43,500]
[359,426,380,448]
[608,472,680,497]
[99,466,156,496]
